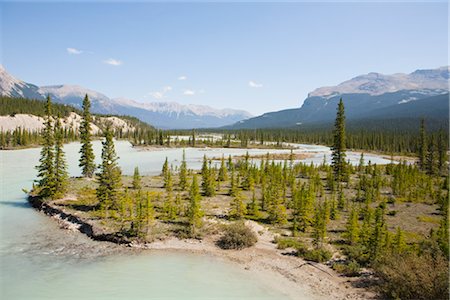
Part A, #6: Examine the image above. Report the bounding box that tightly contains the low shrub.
[342,244,370,266]
[375,251,449,300]
[275,237,303,250]
[217,222,257,250]
[332,260,360,276]
[298,247,332,263]
[387,210,397,216]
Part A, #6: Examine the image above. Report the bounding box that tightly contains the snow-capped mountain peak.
[113,98,252,119]
[0,65,41,99]
[0,65,253,129]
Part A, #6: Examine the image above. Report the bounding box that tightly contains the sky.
[0,1,448,115]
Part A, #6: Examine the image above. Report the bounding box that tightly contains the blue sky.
[1,1,448,115]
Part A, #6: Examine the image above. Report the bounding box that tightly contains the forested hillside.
[0,97,155,149]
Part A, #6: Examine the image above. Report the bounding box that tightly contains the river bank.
[28,194,375,300]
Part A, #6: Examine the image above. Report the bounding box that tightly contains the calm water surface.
[0,141,393,299]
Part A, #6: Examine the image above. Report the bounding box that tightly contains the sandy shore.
[131,220,375,300]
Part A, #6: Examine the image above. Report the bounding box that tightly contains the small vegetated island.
[29,96,448,300]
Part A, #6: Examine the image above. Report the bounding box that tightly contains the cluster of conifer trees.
[34,96,69,198]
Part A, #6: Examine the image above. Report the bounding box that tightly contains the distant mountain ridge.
[227,67,449,129]
[309,66,449,98]
[0,66,252,129]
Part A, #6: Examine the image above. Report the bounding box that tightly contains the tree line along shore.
[2,95,448,158]
[29,95,449,300]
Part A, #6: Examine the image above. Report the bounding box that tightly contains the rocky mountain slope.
[227,67,449,129]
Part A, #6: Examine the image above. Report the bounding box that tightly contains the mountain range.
[225,66,449,129]
[0,65,252,129]
[2,65,448,131]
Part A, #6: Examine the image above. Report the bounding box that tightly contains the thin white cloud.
[183,89,195,96]
[103,58,123,66]
[248,80,263,88]
[67,47,83,55]
[149,86,172,99]
[178,75,187,81]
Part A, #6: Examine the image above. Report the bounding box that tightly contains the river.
[0,141,394,299]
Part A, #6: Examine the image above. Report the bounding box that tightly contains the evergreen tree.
[53,115,68,197]
[345,206,359,245]
[329,197,338,220]
[132,166,141,190]
[187,175,203,234]
[96,125,122,212]
[191,129,196,147]
[437,128,447,174]
[297,184,314,231]
[201,155,215,196]
[175,192,183,217]
[369,205,387,260]
[392,227,406,253]
[35,95,56,198]
[418,118,427,170]
[79,94,96,177]
[337,188,346,210]
[229,167,238,197]
[426,134,437,175]
[267,195,287,225]
[331,98,346,181]
[179,149,188,190]
[312,202,328,248]
[162,157,169,179]
[218,155,228,182]
[145,192,155,233]
[163,168,177,219]
[248,188,261,218]
[358,153,365,172]
[230,190,247,219]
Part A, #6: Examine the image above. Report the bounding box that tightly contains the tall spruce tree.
[132,166,141,190]
[230,190,247,219]
[345,206,359,245]
[54,115,68,197]
[35,95,56,198]
[218,155,228,182]
[179,149,188,190]
[162,157,169,182]
[312,202,329,248]
[427,134,437,175]
[437,129,447,174]
[79,94,96,177]
[96,125,122,212]
[418,118,427,170]
[331,98,346,181]
[187,175,203,234]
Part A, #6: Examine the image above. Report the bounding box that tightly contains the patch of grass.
[403,231,424,243]
[417,215,441,224]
